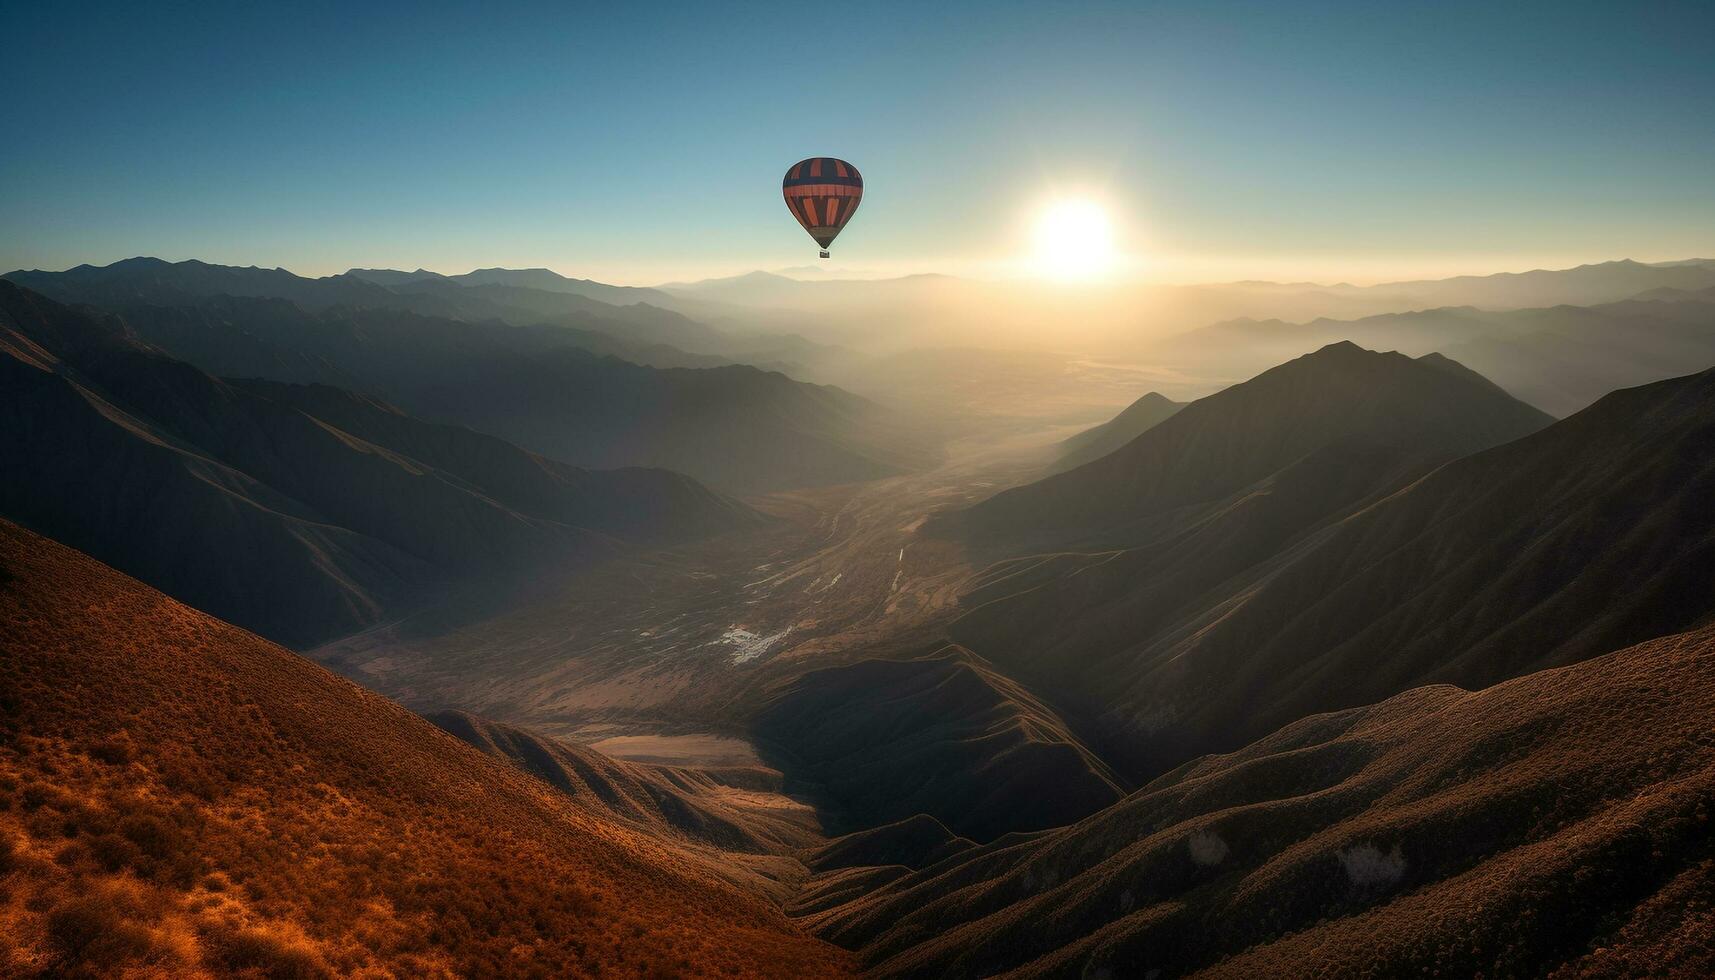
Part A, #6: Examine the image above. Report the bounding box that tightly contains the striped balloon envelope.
[783,157,862,257]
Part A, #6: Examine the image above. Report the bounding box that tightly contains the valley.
[310,403,1102,760]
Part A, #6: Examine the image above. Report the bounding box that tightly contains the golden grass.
[0,520,850,978]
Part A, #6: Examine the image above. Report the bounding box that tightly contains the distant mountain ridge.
[652,257,1715,354]
[4,259,932,493]
[1164,286,1715,415]
[349,265,678,308]
[8,256,726,353]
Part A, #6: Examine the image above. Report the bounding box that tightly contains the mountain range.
[3,259,931,493]
[0,281,756,647]
[657,258,1715,355]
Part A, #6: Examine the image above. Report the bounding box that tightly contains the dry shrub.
[201,918,334,979]
[45,882,162,972]
[87,831,143,872]
[89,734,134,766]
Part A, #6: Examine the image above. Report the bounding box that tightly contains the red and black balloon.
[783,157,862,258]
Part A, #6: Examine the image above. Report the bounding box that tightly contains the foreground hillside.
[0,520,847,977]
[810,626,1715,977]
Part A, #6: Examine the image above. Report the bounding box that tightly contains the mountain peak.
[954,343,1550,549]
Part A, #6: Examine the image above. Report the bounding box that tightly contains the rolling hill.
[0,281,756,647]
[0,519,848,977]
[806,624,1715,978]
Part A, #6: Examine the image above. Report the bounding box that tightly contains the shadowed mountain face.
[801,814,974,875]
[948,354,1715,780]
[804,625,1715,979]
[0,520,848,977]
[114,293,737,379]
[6,256,718,352]
[430,711,821,856]
[1052,390,1183,473]
[0,281,756,647]
[945,341,1552,553]
[754,648,1126,843]
[5,259,931,493]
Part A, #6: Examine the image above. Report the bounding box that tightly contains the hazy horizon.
[10,251,1714,292]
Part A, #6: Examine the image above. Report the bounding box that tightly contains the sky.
[4,0,1714,285]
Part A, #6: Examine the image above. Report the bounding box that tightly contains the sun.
[1033,199,1115,280]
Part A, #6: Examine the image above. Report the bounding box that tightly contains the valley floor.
[312,421,1071,751]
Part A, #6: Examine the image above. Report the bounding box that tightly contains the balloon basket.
[819,250,830,259]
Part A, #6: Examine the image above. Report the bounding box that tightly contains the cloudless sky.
[4,0,1713,284]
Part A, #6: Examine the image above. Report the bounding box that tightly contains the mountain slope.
[807,625,1715,978]
[430,710,822,855]
[754,648,1126,843]
[0,520,849,977]
[1053,390,1183,471]
[0,281,754,646]
[949,359,1715,779]
[946,342,1551,551]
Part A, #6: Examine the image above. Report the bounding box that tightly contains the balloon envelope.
[783,158,862,254]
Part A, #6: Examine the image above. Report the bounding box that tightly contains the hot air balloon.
[783,157,862,258]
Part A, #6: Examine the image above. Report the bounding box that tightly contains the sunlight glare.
[1033,199,1115,281]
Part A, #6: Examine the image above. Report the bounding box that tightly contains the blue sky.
[4,1,1712,283]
